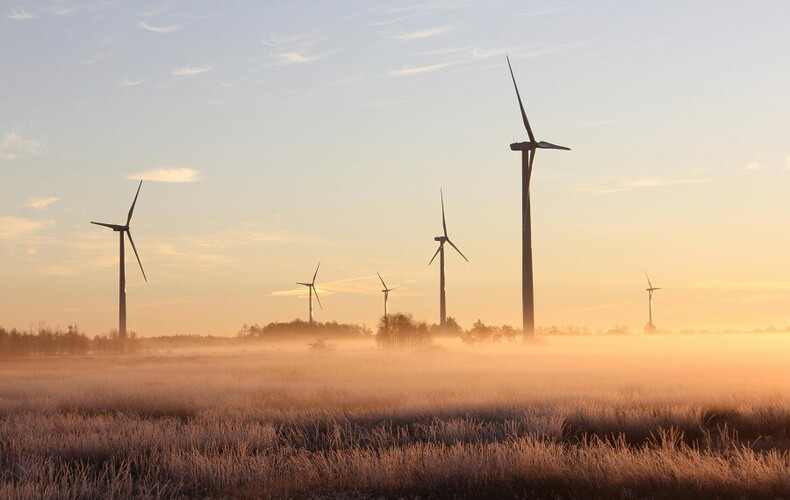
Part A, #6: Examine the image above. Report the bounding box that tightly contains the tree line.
[0,325,142,357]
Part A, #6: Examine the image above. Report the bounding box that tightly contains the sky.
[1,0,789,336]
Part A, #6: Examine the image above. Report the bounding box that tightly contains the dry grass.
[0,334,788,499]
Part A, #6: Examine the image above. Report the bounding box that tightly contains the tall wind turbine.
[429,189,468,331]
[644,272,661,332]
[91,180,147,343]
[297,262,322,325]
[377,272,397,331]
[507,55,570,342]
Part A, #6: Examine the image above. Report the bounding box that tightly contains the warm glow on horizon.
[1,1,788,337]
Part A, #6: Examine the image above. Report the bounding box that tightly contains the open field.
[1,334,788,499]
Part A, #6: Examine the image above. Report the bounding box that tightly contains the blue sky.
[1,1,789,335]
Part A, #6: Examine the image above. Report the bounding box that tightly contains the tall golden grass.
[1,334,788,498]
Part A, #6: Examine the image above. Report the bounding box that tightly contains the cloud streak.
[680,280,790,292]
[119,76,145,87]
[0,216,51,241]
[262,33,312,47]
[171,64,213,76]
[5,8,33,20]
[127,168,201,183]
[0,132,46,160]
[579,175,709,194]
[139,22,182,33]
[273,51,324,65]
[390,62,453,77]
[391,26,451,40]
[27,197,58,210]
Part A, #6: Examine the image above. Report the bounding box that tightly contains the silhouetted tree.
[238,320,369,340]
[460,320,518,344]
[376,313,433,349]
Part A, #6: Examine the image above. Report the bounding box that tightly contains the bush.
[460,320,518,345]
[238,320,370,340]
[376,313,433,349]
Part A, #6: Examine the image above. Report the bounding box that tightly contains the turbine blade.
[377,272,387,289]
[537,141,571,151]
[126,230,147,282]
[126,180,143,226]
[441,189,447,237]
[91,221,119,230]
[645,271,653,289]
[296,282,311,286]
[312,261,320,285]
[506,55,535,143]
[312,285,323,310]
[446,238,469,262]
[428,243,442,265]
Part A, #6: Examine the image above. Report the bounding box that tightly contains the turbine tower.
[297,262,322,325]
[644,272,661,333]
[377,272,397,332]
[90,180,147,344]
[507,55,570,342]
[429,189,468,332]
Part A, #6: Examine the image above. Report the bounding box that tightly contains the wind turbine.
[377,272,397,330]
[429,189,468,331]
[507,55,570,342]
[644,271,661,332]
[296,262,322,325]
[90,180,147,344]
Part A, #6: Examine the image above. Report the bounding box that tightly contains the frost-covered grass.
[0,334,788,499]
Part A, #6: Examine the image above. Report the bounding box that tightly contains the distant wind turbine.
[507,55,570,342]
[90,180,147,344]
[429,189,468,332]
[644,271,661,332]
[297,262,322,325]
[377,272,397,331]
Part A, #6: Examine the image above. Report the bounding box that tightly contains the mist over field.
[1,333,787,498]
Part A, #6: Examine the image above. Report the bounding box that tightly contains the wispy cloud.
[171,64,213,76]
[50,5,77,16]
[127,168,201,183]
[262,33,312,47]
[516,5,572,17]
[0,216,51,241]
[744,161,764,171]
[27,197,58,210]
[567,300,636,313]
[391,26,451,40]
[119,76,145,87]
[5,8,34,20]
[139,21,182,33]
[390,62,453,77]
[273,51,324,65]
[0,132,46,161]
[175,224,304,248]
[262,32,327,65]
[152,243,229,265]
[271,275,381,298]
[680,280,790,292]
[578,175,709,194]
[37,265,78,277]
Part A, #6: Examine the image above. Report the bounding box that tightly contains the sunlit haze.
[1,1,788,336]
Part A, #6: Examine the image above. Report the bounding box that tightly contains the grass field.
[1,334,788,499]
